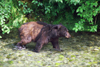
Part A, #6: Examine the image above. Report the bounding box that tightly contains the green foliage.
[0,36,2,38]
[31,0,100,32]
[66,0,80,5]
[73,19,84,32]
[18,1,33,14]
[31,0,75,24]
[73,0,100,32]
[0,0,100,39]
[32,0,43,6]
[0,0,27,38]
[0,0,12,34]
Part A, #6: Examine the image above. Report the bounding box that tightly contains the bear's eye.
[64,28,67,31]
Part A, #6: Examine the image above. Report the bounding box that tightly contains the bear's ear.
[53,25,62,30]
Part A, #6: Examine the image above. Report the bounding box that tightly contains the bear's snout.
[65,32,71,38]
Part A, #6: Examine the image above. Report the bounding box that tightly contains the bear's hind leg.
[15,41,25,50]
[15,37,32,50]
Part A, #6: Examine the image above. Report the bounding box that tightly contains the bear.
[16,21,71,52]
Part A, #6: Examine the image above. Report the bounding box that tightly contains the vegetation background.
[0,0,100,67]
[0,0,100,38]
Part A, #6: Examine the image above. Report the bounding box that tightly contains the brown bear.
[16,21,71,52]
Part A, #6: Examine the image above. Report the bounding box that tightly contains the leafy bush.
[1,0,100,38]
[73,0,100,32]
[31,0,100,32]
[18,1,33,14]
[0,0,27,38]
[31,0,75,23]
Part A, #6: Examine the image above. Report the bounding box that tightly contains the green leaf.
[0,36,2,38]
[8,61,13,64]
[59,55,64,58]
[28,54,32,56]
[55,63,61,66]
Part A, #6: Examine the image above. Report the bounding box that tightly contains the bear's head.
[51,24,71,38]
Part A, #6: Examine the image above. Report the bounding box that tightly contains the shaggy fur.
[16,21,71,52]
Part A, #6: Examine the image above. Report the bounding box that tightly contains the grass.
[0,31,100,67]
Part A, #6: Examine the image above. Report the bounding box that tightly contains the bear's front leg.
[34,42,44,53]
[51,39,61,51]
